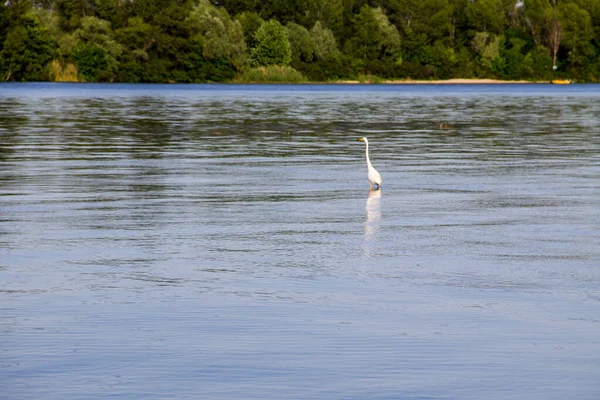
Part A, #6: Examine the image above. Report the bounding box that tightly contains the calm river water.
[1,83,599,399]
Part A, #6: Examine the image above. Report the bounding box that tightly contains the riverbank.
[335,78,539,84]
[231,66,544,85]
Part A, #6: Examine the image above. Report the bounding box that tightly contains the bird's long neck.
[365,141,373,169]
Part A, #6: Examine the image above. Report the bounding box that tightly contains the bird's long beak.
[357,137,364,142]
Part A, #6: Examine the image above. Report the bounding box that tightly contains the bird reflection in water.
[363,189,382,258]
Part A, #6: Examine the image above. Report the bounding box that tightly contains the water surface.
[1,83,599,399]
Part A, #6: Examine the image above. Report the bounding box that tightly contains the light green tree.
[373,7,401,59]
[472,31,503,71]
[310,21,337,60]
[187,0,248,69]
[29,6,62,43]
[251,19,291,66]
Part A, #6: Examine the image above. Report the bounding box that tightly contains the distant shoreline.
[1,78,552,85]
[334,78,539,84]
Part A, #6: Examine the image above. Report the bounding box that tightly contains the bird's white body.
[358,137,382,190]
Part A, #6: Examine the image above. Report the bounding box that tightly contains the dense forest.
[1,0,599,83]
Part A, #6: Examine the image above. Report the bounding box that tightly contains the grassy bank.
[233,66,308,83]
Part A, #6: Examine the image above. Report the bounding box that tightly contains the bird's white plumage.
[357,137,382,190]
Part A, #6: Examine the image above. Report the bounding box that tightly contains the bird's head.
[357,137,366,142]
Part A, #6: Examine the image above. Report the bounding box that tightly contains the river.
[1,83,599,399]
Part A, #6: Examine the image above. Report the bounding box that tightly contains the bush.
[357,73,384,83]
[294,53,356,81]
[233,65,307,83]
[48,59,79,81]
[72,42,107,81]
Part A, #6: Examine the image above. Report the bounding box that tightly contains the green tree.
[390,0,427,61]
[310,20,337,60]
[1,13,56,81]
[251,19,291,66]
[344,5,380,60]
[453,45,476,77]
[559,2,595,72]
[115,17,155,82]
[413,0,454,43]
[311,0,343,39]
[430,40,457,78]
[129,0,195,82]
[236,11,264,50]
[54,0,91,30]
[525,45,553,79]
[68,16,122,81]
[218,0,261,15]
[372,7,401,60]
[29,6,63,43]
[286,22,316,62]
[387,0,454,67]
[572,0,600,30]
[522,0,561,68]
[1,0,31,45]
[466,0,509,33]
[260,0,320,27]
[0,0,31,35]
[0,0,598,82]
[187,0,248,69]
[116,17,155,61]
[472,31,503,75]
[522,0,551,46]
[501,36,527,78]
[92,0,126,29]
[345,6,400,61]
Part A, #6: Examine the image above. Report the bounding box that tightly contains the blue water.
[1,83,599,399]
[3,81,600,97]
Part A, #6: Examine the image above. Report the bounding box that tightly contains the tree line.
[1,0,599,83]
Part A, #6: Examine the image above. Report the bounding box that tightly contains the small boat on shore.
[552,79,572,84]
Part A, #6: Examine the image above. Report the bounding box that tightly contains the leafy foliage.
[234,65,307,83]
[1,0,600,82]
[1,13,56,81]
[187,0,248,69]
[235,11,263,50]
[68,16,122,81]
[251,19,291,66]
[344,6,401,63]
[310,21,338,61]
[286,22,316,63]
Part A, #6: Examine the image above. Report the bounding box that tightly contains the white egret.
[357,137,382,190]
